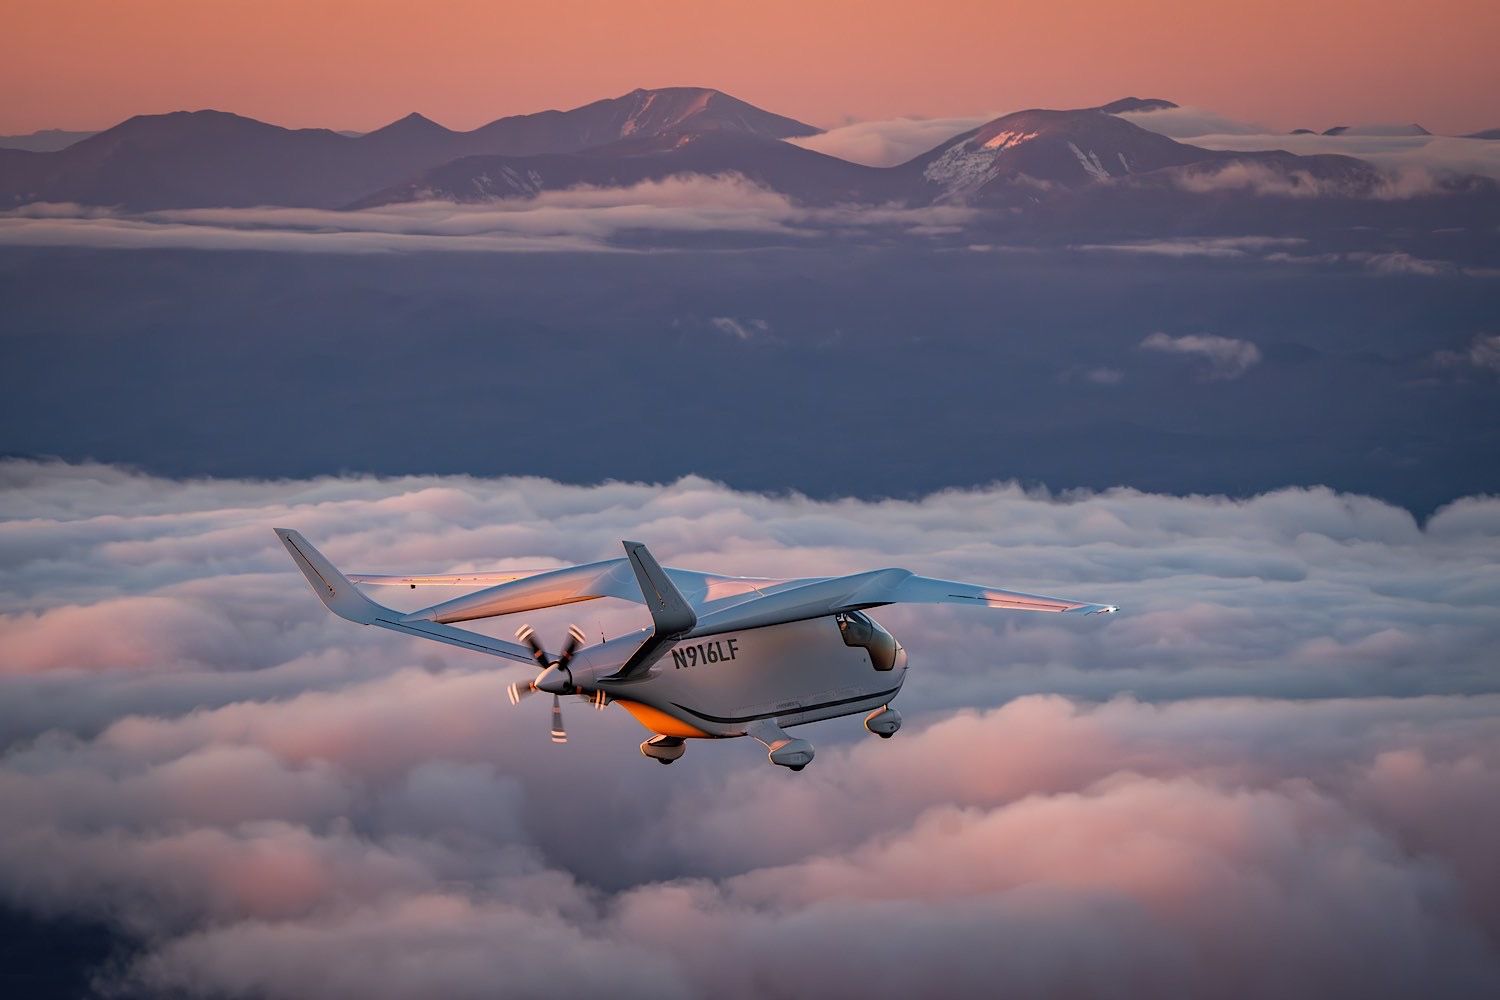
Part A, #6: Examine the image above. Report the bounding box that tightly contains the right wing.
[275,529,536,665]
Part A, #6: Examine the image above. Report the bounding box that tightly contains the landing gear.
[746,719,815,772]
[864,705,901,739]
[640,735,686,764]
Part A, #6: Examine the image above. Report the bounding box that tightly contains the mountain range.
[0,87,817,210]
[1,87,1495,222]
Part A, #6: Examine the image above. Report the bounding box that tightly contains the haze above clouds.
[2,460,1499,997]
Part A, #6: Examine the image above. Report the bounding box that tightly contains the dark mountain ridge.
[0,87,820,210]
[349,128,903,208]
[3,92,1495,231]
[370,105,1395,214]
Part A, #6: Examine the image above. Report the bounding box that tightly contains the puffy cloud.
[2,461,1500,997]
[1359,251,1453,277]
[788,115,995,166]
[1084,366,1123,384]
[708,316,769,340]
[1077,235,1307,258]
[1139,332,1262,380]
[1434,333,1500,375]
[1115,106,1271,138]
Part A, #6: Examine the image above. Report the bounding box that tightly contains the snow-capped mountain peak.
[908,107,1213,200]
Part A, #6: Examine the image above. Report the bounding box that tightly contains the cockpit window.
[838,610,900,671]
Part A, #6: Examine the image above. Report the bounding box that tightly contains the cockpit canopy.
[837,610,904,671]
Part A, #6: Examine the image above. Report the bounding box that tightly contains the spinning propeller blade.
[509,624,590,744]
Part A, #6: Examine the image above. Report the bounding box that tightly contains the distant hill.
[1094,97,1179,114]
[1322,123,1430,137]
[350,129,899,209]
[891,107,1381,205]
[0,128,96,152]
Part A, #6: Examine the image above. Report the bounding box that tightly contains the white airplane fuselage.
[568,615,907,740]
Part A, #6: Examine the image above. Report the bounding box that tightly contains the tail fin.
[604,542,697,681]
[623,540,697,637]
[273,529,386,625]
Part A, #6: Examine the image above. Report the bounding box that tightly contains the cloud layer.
[788,115,993,166]
[0,178,974,254]
[1121,108,1500,182]
[2,461,1498,997]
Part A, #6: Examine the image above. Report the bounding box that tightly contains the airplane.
[275,530,1116,771]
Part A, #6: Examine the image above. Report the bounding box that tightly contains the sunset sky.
[6,0,1499,136]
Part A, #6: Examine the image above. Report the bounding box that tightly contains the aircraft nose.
[534,664,572,694]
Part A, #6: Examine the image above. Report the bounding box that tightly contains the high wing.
[341,553,1111,632]
[684,567,1116,636]
[284,530,1113,657]
[867,573,1119,615]
[393,559,789,625]
[349,571,551,587]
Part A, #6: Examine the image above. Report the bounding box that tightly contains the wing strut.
[604,541,697,681]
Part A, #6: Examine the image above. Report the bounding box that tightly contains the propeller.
[507,624,603,744]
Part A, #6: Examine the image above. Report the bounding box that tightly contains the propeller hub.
[534,663,573,695]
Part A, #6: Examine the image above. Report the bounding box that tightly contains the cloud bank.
[1121,109,1500,183]
[788,115,994,166]
[1139,332,1263,380]
[2,461,1499,997]
[0,178,974,254]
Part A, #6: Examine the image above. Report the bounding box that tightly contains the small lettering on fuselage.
[671,638,739,669]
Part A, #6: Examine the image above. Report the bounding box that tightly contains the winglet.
[273,529,386,625]
[622,541,696,637]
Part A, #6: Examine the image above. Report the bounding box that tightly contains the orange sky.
[5,0,1498,136]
